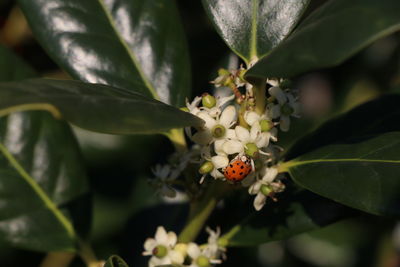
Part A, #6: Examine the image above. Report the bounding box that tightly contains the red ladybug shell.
[224,156,252,182]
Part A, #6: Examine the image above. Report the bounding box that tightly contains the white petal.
[254,193,267,211]
[292,102,301,116]
[235,126,250,143]
[214,140,226,155]
[249,123,261,142]
[206,107,220,118]
[280,115,291,132]
[155,226,168,244]
[269,86,287,105]
[217,94,235,108]
[211,155,229,169]
[144,238,157,251]
[255,132,270,148]
[248,180,262,195]
[149,256,170,267]
[167,231,177,247]
[244,111,260,126]
[270,127,278,142]
[222,140,244,155]
[198,112,217,129]
[169,250,184,264]
[270,104,281,119]
[210,169,224,179]
[192,131,212,145]
[219,105,236,127]
[187,243,201,259]
[262,167,278,183]
[225,128,237,139]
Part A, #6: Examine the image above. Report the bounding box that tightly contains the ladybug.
[224,155,253,182]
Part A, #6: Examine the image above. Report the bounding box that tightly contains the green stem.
[253,78,266,115]
[40,252,75,267]
[165,128,187,153]
[221,225,241,242]
[78,241,103,267]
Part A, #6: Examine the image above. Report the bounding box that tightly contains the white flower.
[205,227,226,258]
[187,243,222,267]
[186,96,202,116]
[143,226,184,267]
[201,95,235,118]
[268,86,300,132]
[248,166,279,211]
[222,124,271,155]
[150,164,179,198]
[199,153,229,183]
[191,105,237,145]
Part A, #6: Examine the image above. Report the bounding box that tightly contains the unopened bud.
[199,161,214,174]
[202,93,216,108]
[196,255,211,267]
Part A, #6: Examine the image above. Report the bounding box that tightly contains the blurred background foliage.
[1,0,400,266]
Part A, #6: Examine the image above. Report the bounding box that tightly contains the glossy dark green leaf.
[224,186,353,246]
[247,0,400,78]
[0,46,90,252]
[202,0,310,64]
[17,0,190,106]
[0,79,203,134]
[281,132,400,216]
[105,255,129,267]
[285,94,400,160]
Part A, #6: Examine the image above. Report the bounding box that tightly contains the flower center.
[281,103,294,116]
[199,161,214,174]
[260,184,273,196]
[202,93,216,108]
[245,143,258,157]
[152,245,168,258]
[196,255,211,267]
[212,124,226,138]
[260,119,273,132]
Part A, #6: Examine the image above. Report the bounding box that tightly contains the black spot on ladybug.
[237,163,240,165]
[240,166,244,169]
[232,170,236,174]
[230,164,233,168]
[239,172,243,175]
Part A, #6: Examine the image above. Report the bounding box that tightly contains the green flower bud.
[196,255,211,267]
[281,103,294,116]
[202,93,216,108]
[199,161,214,174]
[212,124,226,138]
[218,68,230,77]
[260,119,273,132]
[245,143,258,158]
[260,184,273,196]
[153,245,168,258]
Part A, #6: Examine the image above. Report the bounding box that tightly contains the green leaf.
[0,44,90,252]
[17,0,190,106]
[285,94,400,160]
[224,186,353,246]
[105,255,129,267]
[281,132,400,216]
[0,79,204,134]
[247,0,400,78]
[202,0,310,64]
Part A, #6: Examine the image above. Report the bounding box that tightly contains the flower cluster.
[143,226,225,267]
[184,69,299,210]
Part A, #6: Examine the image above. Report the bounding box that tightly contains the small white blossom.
[222,124,271,155]
[187,243,222,267]
[268,87,300,132]
[248,166,279,211]
[143,226,184,267]
[191,105,237,145]
[201,95,235,118]
[151,164,180,198]
[186,96,203,116]
[205,227,226,258]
